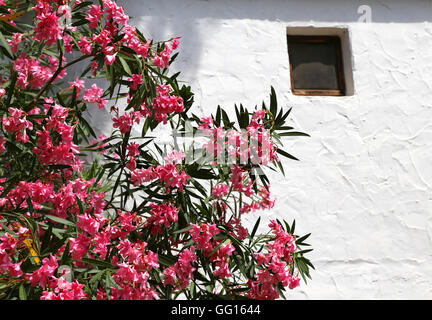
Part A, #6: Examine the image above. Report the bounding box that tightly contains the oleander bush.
[0,0,313,300]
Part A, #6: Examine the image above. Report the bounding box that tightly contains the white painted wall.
[109,0,432,299]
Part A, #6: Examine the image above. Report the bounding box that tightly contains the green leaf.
[250,217,261,240]
[45,215,75,227]
[60,241,70,266]
[290,219,296,234]
[0,20,22,33]
[19,284,27,300]
[208,239,231,258]
[158,254,176,266]
[75,196,85,215]
[82,258,117,270]
[118,56,132,76]
[72,1,93,11]
[0,31,13,59]
[296,233,311,245]
[270,86,278,116]
[276,148,299,161]
[278,131,310,137]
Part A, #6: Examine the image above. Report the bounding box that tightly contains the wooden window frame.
[287,35,346,96]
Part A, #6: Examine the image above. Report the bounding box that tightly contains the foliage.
[0,0,313,300]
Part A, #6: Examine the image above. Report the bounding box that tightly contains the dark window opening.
[287,36,346,96]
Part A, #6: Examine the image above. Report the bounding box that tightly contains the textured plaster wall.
[104,0,432,299]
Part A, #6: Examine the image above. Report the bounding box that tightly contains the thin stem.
[24,54,92,109]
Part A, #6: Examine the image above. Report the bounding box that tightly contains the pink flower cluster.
[198,109,278,167]
[13,53,66,90]
[27,255,58,288]
[26,256,87,300]
[189,223,220,250]
[87,4,103,29]
[0,178,105,221]
[152,40,179,69]
[2,107,33,143]
[70,209,139,262]
[189,223,235,278]
[41,278,87,300]
[230,165,254,197]
[163,246,197,289]
[239,187,276,215]
[83,84,107,109]
[6,33,23,53]
[212,183,230,198]
[29,100,83,172]
[112,111,141,134]
[130,163,190,192]
[146,203,179,235]
[128,74,143,91]
[33,4,64,46]
[152,85,184,124]
[0,227,27,278]
[78,0,146,67]
[112,239,159,299]
[247,221,299,300]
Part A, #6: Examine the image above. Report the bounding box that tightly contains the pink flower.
[57,5,72,19]
[87,5,103,29]
[83,84,106,109]
[289,276,301,289]
[27,255,58,288]
[33,12,63,46]
[92,231,111,260]
[212,184,229,198]
[152,55,165,69]
[146,203,179,235]
[112,111,139,134]
[128,74,143,91]
[41,278,87,300]
[252,110,266,120]
[123,26,149,57]
[152,85,184,124]
[103,45,117,65]
[6,33,23,53]
[127,143,140,157]
[117,211,139,235]
[213,261,231,279]
[0,137,6,155]
[198,116,214,130]
[230,165,253,197]
[163,267,176,286]
[164,150,185,165]
[77,213,101,235]
[70,233,91,261]
[78,36,93,55]
[2,107,33,143]
[126,156,137,171]
[154,163,190,192]
[13,54,66,90]
[103,0,129,25]
[253,253,269,265]
[171,40,180,50]
[163,247,197,289]
[189,223,220,250]
[69,77,85,98]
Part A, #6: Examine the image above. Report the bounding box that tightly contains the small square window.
[287,36,346,96]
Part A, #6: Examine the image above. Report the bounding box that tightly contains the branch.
[24,54,92,109]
